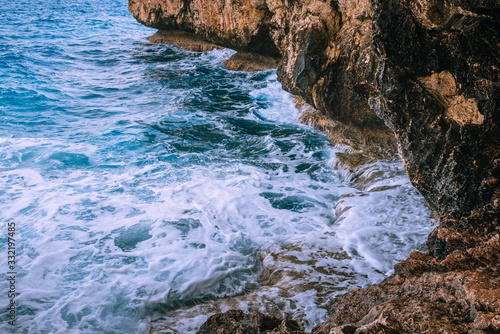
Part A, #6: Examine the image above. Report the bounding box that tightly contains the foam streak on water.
[0,1,435,333]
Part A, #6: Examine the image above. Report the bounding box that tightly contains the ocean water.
[0,1,435,333]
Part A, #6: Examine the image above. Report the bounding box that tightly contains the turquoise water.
[0,1,435,333]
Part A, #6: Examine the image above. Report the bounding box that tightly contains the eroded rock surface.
[313,213,500,333]
[129,0,500,332]
[148,242,362,333]
[224,52,280,71]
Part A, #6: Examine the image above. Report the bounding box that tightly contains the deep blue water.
[0,1,435,333]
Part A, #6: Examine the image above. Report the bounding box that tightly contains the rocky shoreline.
[129,0,499,332]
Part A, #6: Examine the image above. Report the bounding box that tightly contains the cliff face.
[129,0,500,332]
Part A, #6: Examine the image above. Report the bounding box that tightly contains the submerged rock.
[147,242,361,333]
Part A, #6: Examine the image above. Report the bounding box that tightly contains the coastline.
[129,0,500,332]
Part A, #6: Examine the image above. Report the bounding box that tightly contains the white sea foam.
[334,160,435,280]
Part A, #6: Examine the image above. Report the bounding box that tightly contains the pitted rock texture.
[129,0,500,332]
[312,208,500,333]
[129,0,281,57]
[197,310,307,334]
[147,29,223,52]
[368,0,500,220]
[224,51,280,71]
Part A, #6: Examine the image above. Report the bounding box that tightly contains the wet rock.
[224,52,280,72]
[147,29,223,52]
[258,242,358,316]
[147,30,279,71]
[129,0,500,333]
[148,242,360,333]
[295,96,398,162]
[313,209,500,333]
[196,310,306,334]
[312,269,500,334]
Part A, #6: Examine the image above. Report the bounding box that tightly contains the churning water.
[0,1,435,333]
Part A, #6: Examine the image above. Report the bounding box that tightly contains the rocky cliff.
[129,0,500,332]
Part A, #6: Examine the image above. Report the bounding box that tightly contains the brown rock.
[148,242,359,333]
[128,0,280,57]
[147,29,223,52]
[224,52,280,72]
[296,97,397,161]
[313,270,500,334]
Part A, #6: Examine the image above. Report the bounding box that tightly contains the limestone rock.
[147,29,223,52]
[313,208,500,333]
[129,0,499,221]
[128,0,280,57]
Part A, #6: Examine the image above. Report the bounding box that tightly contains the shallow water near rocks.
[0,1,435,333]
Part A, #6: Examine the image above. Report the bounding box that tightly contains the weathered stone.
[147,29,223,52]
[224,52,280,71]
[129,0,499,221]
[369,0,500,220]
[128,0,280,57]
[312,269,500,334]
[148,242,360,333]
[296,96,398,161]
[313,207,500,333]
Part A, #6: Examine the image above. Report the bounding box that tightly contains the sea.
[0,1,436,333]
